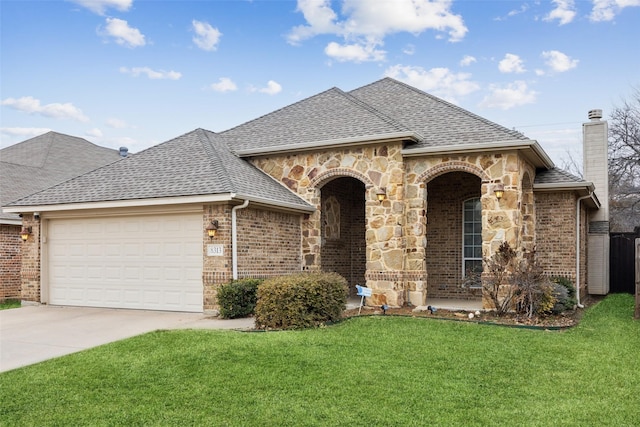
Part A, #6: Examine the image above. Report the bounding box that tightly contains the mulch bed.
[343,295,603,330]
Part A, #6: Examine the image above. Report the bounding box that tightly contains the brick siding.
[0,224,22,301]
[426,172,482,299]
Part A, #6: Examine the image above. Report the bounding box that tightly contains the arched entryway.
[320,177,366,297]
[425,171,483,300]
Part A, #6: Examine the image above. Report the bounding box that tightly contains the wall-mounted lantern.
[493,183,504,200]
[376,188,387,203]
[20,226,32,242]
[206,220,219,239]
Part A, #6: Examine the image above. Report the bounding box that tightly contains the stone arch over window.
[417,161,490,184]
[309,168,373,190]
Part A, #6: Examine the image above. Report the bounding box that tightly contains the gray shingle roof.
[222,87,410,153]
[349,78,528,148]
[7,129,312,211]
[1,131,121,221]
[6,79,583,212]
[534,167,584,184]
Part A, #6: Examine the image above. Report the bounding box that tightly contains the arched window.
[463,197,482,277]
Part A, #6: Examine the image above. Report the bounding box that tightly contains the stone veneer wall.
[0,224,22,301]
[19,214,41,302]
[534,191,588,297]
[425,172,481,299]
[252,147,540,307]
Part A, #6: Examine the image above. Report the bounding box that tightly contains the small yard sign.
[355,285,372,315]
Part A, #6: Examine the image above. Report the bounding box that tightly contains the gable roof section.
[1,131,122,223]
[224,87,418,156]
[5,129,313,213]
[349,78,528,148]
[534,167,600,208]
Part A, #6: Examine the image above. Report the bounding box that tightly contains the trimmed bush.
[551,276,577,314]
[254,272,348,330]
[217,279,262,319]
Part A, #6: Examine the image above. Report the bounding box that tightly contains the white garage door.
[48,212,203,312]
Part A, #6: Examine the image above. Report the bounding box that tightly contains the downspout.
[232,199,250,280]
[575,194,591,308]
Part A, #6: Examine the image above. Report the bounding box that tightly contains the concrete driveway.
[0,305,255,373]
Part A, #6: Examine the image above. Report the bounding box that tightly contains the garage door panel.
[48,213,203,312]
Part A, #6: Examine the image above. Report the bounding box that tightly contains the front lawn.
[1,294,638,426]
[0,299,20,310]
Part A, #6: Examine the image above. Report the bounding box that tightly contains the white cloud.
[498,53,526,73]
[86,128,104,138]
[495,3,529,21]
[544,0,577,25]
[479,81,537,110]
[403,44,416,55]
[119,66,181,80]
[541,50,579,72]
[210,77,237,92]
[590,0,640,22]
[106,118,132,129]
[288,0,467,63]
[259,80,282,95]
[384,64,480,103]
[325,41,386,62]
[101,18,145,48]
[1,96,89,122]
[192,20,222,51]
[460,55,476,67]
[70,0,132,15]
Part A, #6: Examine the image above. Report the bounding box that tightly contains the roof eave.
[533,181,601,208]
[234,131,422,157]
[401,139,555,169]
[232,194,315,214]
[3,194,236,214]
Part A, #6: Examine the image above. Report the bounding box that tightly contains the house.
[0,132,124,301]
[3,78,610,313]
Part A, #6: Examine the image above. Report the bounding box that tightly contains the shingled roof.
[7,129,312,211]
[1,131,122,222]
[223,86,413,155]
[349,78,528,148]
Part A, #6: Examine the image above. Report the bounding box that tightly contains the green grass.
[0,299,21,310]
[1,294,638,426]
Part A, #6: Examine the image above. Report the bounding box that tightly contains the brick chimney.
[583,109,609,294]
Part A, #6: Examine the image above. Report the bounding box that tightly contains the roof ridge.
[338,88,411,134]
[198,128,236,192]
[351,77,528,141]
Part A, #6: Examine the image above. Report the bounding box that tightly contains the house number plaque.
[207,244,224,257]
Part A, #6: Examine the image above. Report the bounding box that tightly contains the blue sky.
[2,0,639,167]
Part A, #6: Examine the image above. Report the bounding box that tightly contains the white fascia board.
[234,131,421,157]
[3,193,235,214]
[402,139,555,169]
[534,181,601,208]
[0,218,22,225]
[233,194,315,214]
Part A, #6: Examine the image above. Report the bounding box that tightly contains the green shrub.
[551,276,577,314]
[254,272,348,330]
[217,279,262,319]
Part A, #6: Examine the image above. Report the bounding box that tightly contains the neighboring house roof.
[0,131,122,223]
[6,129,313,212]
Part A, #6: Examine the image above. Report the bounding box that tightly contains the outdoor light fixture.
[20,226,32,242]
[376,188,387,203]
[493,183,504,200]
[206,220,219,239]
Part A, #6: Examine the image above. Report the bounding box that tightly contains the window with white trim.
[463,197,482,277]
